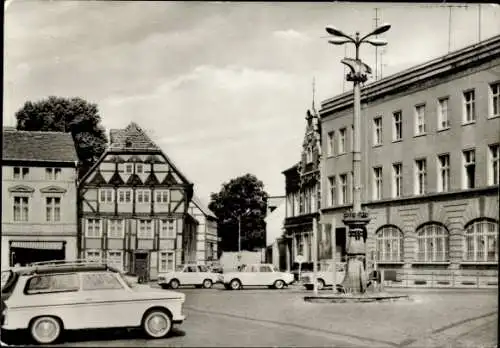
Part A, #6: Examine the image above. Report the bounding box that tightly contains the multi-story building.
[186,196,219,265]
[78,122,195,280]
[319,35,499,283]
[1,129,79,269]
[283,109,326,267]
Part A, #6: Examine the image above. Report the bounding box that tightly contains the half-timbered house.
[78,122,194,281]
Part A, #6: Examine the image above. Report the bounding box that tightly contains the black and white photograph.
[1,1,499,347]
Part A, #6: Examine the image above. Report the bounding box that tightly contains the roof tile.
[2,130,78,163]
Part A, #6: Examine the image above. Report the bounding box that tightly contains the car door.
[79,272,137,329]
[197,265,211,284]
[21,273,84,330]
[259,265,275,285]
[183,266,198,285]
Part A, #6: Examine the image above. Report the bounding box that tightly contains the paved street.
[15,285,490,347]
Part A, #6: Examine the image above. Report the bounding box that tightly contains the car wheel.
[202,279,213,289]
[142,309,172,339]
[169,279,180,289]
[230,279,241,290]
[317,279,325,291]
[274,280,285,289]
[30,316,62,345]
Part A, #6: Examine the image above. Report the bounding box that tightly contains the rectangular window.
[463,89,476,123]
[136,164,144,174]
[415,159,427,195]
[373,167,383,200]
[328,176,336,206]
[13,196,29,221]
[108,219,124,238]
[99,189,114,203]
[25,273,80,295]
[118,190,133,203]
[136,190,150,203]
[125,164,133,174]
[463,149,476,189]
[13,167,29,180]
[155,190,169,203]
[437,154,450,192]
[45,168,62,180]
[339,173,348,205]
[338,128,346,154]
[107,250,123,271]
[85,250,102,262]
[488,144,499,185]
[45,197,61,222]
[159,251,175,272]
[327,131,335,156]
[86,219,102,238]
[160,219,176,238]
[414,104,426,135]
[138,219,153,239]
[393,111,402,141]
[392,163,402,198]
[373,117,383,145]
[437,97,450,130]
[490,82,500,118]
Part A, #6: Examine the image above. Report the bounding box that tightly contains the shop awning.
[10,241,65,250]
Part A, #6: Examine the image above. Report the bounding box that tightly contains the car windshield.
[123,275,136,288]
[176,265,184,271]
[1,271,12,290]
[272,265,280,272]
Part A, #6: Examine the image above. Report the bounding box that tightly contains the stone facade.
[318,35,500,283]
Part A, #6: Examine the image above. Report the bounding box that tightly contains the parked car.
[1,261,186,345]
[157,264,221,289]
[290,262,316,282]
[301,262,346,290]
[222,263,295,290]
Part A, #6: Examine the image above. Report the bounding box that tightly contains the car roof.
[7,261,120,276]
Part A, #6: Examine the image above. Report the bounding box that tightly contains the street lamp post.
[325,23,390,294]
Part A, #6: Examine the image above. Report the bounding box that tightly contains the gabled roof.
[2,130,78,163]
[109,122,160,151]
[191,195,217,219]
[80,122,192,186]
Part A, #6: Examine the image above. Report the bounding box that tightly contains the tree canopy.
[209,174,268,253]
[15,96,108,177]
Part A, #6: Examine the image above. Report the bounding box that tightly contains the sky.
[4,1,500,203]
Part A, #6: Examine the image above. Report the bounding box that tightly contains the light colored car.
[301,262,346,290]
[157,264,221,289]
[223,264,295,290]
[1,261,186,345]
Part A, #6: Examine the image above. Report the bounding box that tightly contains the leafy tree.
[209,174,269,253]
[15,96,108,177]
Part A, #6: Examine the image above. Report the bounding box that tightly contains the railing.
[382,269,498,289]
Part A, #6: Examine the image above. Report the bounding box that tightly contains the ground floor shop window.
[375,225,403,262]
[85,250,102,262]
[416,223,449,262]
[159,251,175,272]
[464,218,498,262]
[107,250,123,271]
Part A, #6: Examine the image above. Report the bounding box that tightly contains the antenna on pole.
[373,8,380,80]
[342,45,347,92]
[445,4,469,53]
[312,76,316,112]
[478,4,482,42]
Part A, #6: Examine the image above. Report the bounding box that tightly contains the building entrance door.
[134,253,149,282]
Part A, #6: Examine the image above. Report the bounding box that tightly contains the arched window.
[416,223,449,262]
[464,219,498,262]
[375,225,403,262]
